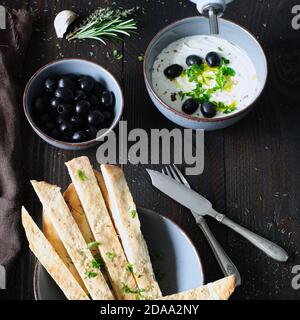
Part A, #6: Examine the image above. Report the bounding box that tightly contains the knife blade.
[146,169,217,220]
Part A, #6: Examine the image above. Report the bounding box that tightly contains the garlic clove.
[54,10,79,38]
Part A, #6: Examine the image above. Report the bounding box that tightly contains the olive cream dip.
[152,35,258,118]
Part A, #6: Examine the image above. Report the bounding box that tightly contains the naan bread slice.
[31,181,114,300]
[21,207,89,300]
[101,164,162,299]
[66,157,138,300]
[158,275,236,300]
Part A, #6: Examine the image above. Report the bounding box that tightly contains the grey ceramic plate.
[34,207,204,300]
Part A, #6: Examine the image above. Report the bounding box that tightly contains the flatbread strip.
[101,164,162,299]
[43,182,99,294]
[66,157,137,300]
[158,276,236,300]
[31,181,114,300]
[21,207,89,300]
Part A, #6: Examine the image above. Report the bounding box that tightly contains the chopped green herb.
[122,283,145,299]
[178,91,186,100]
[218,46,223,51]
[106,252,116,262]
[84,271,98,278]
[113,49,123,60]
[87,241,101,250]
[78,169,88,181]
[177,56,237,115]
[126,263,134,272]
[138,54,144,61]
[222,57,230,65]
[92,257,105,271]
[130,209,137,219]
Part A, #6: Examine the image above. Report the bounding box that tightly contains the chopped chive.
[84,271,98,278]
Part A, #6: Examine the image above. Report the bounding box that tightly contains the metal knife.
[147,169,289,262]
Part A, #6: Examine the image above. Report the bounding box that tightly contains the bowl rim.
[23,58,124,147]
[33,206,205,300]
[143,15,268,123]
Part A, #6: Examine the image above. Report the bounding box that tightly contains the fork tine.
[164,165,174,179]
[167,165,181,183]
[161,168,166,175]
[172,164,190,188]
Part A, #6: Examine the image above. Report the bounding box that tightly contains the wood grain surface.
[0,0,299,300]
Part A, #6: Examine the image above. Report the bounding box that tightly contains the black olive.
[57,103,73,116]
[59,121,73,135]
[86,126,98,139]
[72,130,89,142]
[54,87,74,102]
[89,94,99,106]
[101,91,115,107]
[201,101,217,118]
[44,78,57,93]
[92,82,105,95]
[49,128,61,139]
[39,113,52,124]
[78,75,95,93]
[205,52,221,67]
[74,90,87,102]
[182,99,199,115]
[186,55,203,67]
[70,114,86,127]
[164,64,183,79]
[58,77,76,91]
[87,110,105,126]
[50,98,60,111]
[75,100,91,114]
[34,96,47,113]
[56,114,66,125]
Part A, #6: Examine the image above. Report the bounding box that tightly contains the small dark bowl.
[23,59,124,150]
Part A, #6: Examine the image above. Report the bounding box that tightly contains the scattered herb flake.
[78,169,88,181]
[84,271,98,278]
[106,252,116,262]
[87,241,101,250]
[131,209,137,219]
[113,49,123,60]
[92,257,105,271]
[138,54,144,61]
[218,46,223,51]
[126,263,134,272]
[122,283,145,299]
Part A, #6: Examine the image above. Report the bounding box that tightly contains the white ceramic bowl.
[144,16,268,130]
[23,59,124,150]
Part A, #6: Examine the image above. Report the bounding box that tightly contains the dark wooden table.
[1,0,300,300]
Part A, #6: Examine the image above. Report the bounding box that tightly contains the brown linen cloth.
[0,9,32,274]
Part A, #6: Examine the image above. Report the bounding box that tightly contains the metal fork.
[162,164,241,286]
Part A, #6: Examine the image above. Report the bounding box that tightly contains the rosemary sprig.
[66,7,137,44]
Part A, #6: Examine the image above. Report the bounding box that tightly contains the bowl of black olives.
[23,59,123,150]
